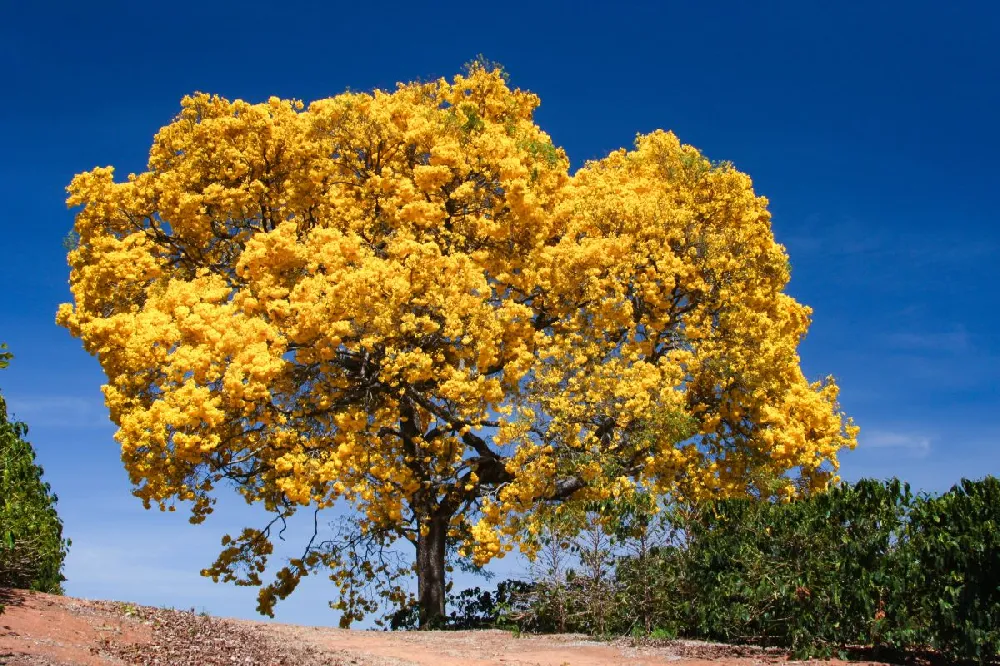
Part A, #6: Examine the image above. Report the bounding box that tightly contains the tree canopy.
[58,64,857,625]
[0,345,69,595]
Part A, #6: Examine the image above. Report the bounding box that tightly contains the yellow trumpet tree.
[59,64,857,627]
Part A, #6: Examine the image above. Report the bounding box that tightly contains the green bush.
[666,478,999,660]
[677,479,910,657]
[0,346,69,597]
[468,477,1000,662]
[901,477,1000,661]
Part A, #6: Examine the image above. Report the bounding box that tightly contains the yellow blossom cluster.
[59,65,856,614]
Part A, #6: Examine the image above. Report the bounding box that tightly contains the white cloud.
[64,542,264,617]
[6,395,113,429]
[861,430,931,457]
[63,537,346,624]
[884,326,971,354]
[782,214,996,275]
[66,543,196,591]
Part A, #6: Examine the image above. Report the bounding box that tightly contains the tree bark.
[415,514,447,628]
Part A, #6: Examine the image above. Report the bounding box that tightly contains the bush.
[465,477,1000,662]
[901,477,1000,661]
[0,347,69,597]
[677,479,911,657]
[665,478,1000,660]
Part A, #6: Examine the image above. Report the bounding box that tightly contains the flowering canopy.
[59,65,856,623]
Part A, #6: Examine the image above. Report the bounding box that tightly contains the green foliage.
[674,479,911,657]
[463,478,999,662]
[0,347,69,596]
[62,230,80,252]
[901,478,1000,661]
[519,139,561,168]
[463,54,509,81]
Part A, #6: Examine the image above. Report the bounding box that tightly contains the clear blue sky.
[1,0,997,625]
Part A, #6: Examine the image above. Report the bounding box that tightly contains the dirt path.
[0,589,889,666]
[252,623,782,666]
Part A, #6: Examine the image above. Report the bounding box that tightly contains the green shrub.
[440,478,1000,662]
[901,477,1000,662]
[0,346,69,596]
[677,479,911,657]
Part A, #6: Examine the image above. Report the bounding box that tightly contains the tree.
[58,64,857,627]
[0,345,69,595]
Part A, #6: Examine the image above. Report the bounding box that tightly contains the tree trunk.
[415,515,447,628]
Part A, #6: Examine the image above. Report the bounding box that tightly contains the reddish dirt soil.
[1,588,894,666]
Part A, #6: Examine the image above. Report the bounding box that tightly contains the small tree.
[59,64,857,626]
[516,519,575,632]
[608,493,683,636]
[570,517,616,636]
[0,345,69,595]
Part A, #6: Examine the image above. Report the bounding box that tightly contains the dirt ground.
[0,588,892,666]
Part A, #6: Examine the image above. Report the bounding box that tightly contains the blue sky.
[1,0,997,625]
